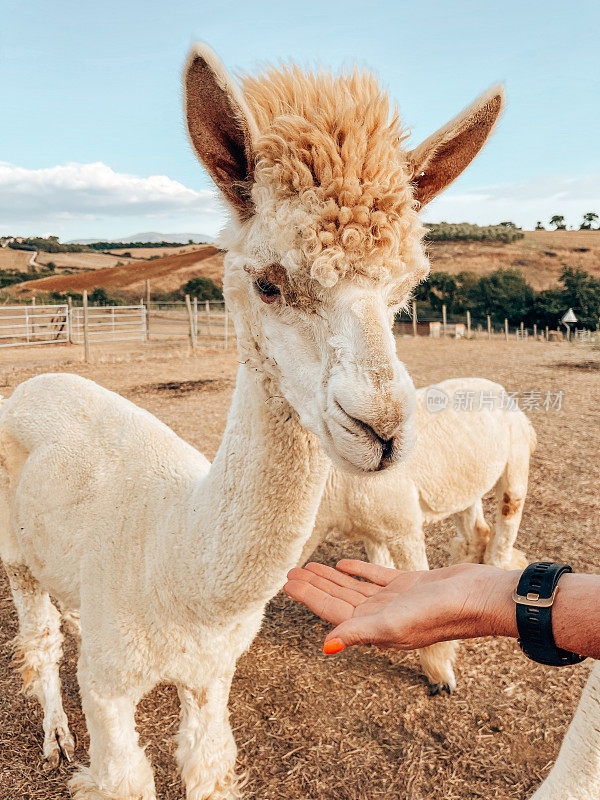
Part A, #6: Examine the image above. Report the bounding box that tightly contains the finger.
[303,562,379,597]
[323,614,388,652]
[336,559,400,586]
[286,566,375,600]
[289,568,372,607]
[283,580,354,626]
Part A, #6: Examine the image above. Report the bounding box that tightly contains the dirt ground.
[0,336,599,800]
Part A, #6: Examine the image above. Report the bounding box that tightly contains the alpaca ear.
[408,84,505,208]
[184,43,257,219]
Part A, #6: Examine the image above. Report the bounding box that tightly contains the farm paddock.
[0,338,598,800]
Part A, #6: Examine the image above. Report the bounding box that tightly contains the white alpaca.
[301,378,535,691]
[0,44,504,799]
[530,662,600,800]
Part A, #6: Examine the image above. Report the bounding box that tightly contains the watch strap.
[514,562,586,667]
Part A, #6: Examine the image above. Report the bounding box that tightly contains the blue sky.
[2,0,599,239]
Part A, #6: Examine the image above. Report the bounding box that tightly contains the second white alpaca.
[301,377,536,691]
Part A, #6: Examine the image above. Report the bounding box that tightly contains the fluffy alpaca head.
[184,44,504,473]
[240,65,426,290]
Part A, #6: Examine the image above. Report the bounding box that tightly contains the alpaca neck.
[188,365,330,620]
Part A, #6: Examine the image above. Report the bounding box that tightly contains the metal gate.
[69,304,146,343]
[0,304,69,348]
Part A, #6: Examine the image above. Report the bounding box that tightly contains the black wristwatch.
[513,562,586,667]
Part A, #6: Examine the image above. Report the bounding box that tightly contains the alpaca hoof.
[44,724,75,769]
[419,641,458,695]
[429,680,454,696]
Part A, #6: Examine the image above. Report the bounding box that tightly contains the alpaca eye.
[255,277,281,304]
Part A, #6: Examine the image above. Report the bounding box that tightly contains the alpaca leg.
[363,538,395,569]
[364,531,458,694]
[486,473,528,570]
[69,660,155,800]
[530,662,600,800]
[175,671,242,800]
[5,562,75,768]
[450,499,490,564]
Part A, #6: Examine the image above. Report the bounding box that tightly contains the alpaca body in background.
[303,378,535,692]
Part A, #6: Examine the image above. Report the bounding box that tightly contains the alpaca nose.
[343,402,403,444]
[335,398,401,450]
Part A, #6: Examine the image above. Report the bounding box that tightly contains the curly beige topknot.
[241,65,428,287]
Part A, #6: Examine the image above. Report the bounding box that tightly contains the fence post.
[442,304,447,337]
[520,321,524,340]
[193,297,198,342]
[67,296,73,343]
[545,325,549,341]
[466,309,471,339]
[145,279,151,340]
[412,300,418,337]
[205,300,211,338]
[504,318,509,341]
[533,323,537,340]
[487,315,491,339]
[185,294,197,350]
[224,306,229,349]
[83,289,90,362]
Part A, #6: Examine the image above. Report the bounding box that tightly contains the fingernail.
[323,638,345,654]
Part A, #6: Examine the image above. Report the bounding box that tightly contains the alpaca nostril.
[356,420,395,459]
[380,436,394,460]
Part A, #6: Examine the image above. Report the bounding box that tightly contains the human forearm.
[285,561,600,658]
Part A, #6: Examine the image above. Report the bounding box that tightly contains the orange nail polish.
[323,638,345,654]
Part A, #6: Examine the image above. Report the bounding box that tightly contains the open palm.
[284,560,514,652]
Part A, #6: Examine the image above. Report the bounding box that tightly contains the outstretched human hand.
[284,560,519,653]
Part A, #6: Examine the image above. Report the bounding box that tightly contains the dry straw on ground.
[0,338,598,800]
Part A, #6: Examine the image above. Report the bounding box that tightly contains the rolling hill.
[12,246,222,297]
[5,230,600,299]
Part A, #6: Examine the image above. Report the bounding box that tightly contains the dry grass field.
[106,245,204,259]
[0,249,34,272]
[428,230,600,290]
[11,246,222,297]
[4,230,600,300]
[0,336,598,799]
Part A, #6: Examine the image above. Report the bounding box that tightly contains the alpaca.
[300,378,536,692]
[530,662,600,799]
[0,44,504,799]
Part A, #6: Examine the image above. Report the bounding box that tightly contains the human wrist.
[471,567,520,639]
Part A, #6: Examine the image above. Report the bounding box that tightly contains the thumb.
[323,616,381,654]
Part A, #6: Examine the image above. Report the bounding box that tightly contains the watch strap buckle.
[512,587,558,608]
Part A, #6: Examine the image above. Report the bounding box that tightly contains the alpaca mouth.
[324,402,403,473]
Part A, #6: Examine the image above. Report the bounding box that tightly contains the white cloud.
[422,174,600,229]
[0,161,220,226]
[1,161,598,239]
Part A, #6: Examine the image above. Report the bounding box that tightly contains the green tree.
[181,276,223,302]
[88,287,124,306]
[498,221,520,229]
[580,212,599,230]
[556,267,600,328]
[424,272,458,313]
[469,268,535,325]
[549,215,566,230]
[535,221,545,230]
